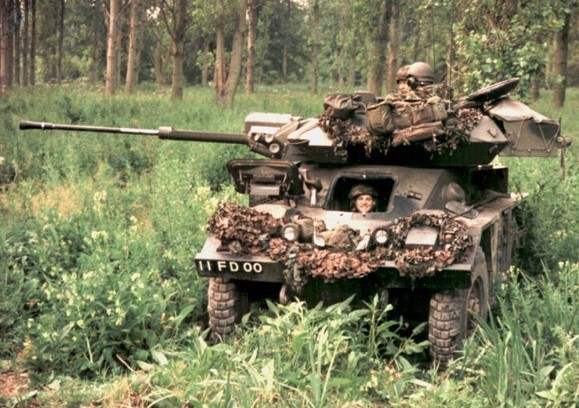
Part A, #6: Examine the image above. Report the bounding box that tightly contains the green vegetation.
[0,86,577,406]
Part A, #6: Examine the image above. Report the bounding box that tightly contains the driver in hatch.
[349,184,378,214]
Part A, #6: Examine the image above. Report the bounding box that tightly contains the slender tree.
[159,0,188,99]
[386,0,399,94]
[57,0,64,83]
[246,0,258,95]
[552,2,573,107]
[201,37,210,87]
[215,0,248,106]
[22,0,28,85]
[0,0,5,96]
[1,0,12,95]
[282,0,291,82]
[309,0,319,94]
[125,0,141,95]
[30,0,35,85]
[13,0,20,85]
[104,0,120,95]
[90,4,104,84]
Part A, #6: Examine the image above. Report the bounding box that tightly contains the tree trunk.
[115,22,122,90]
[367,0,388,96]
[386,0,399,94]
[4,0,14,87]
[309,0,319,95]
[105,0,119,96]
[552,7,571,107]
[134,12,143,85]
[246,0,257,95]
[0,0,6,96]
[214,21,225,95]
[154,22,166,90]
[30,0,35,85]
[57,0,64,84]
[337,45,344,92]
[222,0,247,106]
[282,0,291,82]
[170,0,186,99]
[531,73,540,102]
[347,45,356,88]
[90,6,102,84]
[13,0,20,86]
[125,0,140,96]
[1,0,12,96]
[201,38,209,87]
[23,0,28,85]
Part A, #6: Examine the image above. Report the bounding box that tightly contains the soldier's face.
[355,194,376,214]
[398,81,411,93]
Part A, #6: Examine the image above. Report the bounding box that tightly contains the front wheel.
[208,277,248,336]
[428,247,489,368]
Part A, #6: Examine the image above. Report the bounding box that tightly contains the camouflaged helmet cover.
[348,184,378,199]
[407,62,435,84]
[396,65,410,83]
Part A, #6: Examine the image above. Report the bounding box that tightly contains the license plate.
[196,259,264,274]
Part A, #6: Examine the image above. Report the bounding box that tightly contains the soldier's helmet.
[348,184,378,200]
[396,65,410,83]
[407,62,435,86]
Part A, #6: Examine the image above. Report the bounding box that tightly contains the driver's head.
[349,184,378,214]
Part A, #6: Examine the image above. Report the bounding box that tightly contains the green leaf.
[409,378,433,388]
[151,349,168,366]
[136,360,154,371]
[536,390,557,401]
[173,304,195,328]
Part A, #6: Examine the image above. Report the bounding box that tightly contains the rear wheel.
[428,247,489,368]
[208,277,248,336]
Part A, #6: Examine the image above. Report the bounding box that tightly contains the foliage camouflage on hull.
[207,203,473,292]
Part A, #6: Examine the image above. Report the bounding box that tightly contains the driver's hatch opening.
[327,175,396,212]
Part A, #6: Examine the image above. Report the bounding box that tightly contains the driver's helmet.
[407,62,435,86]
[348,184,378,200]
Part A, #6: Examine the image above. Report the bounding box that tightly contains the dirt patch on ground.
[0,371,38,406]
[30,185,83,218]
[0,184,82,219]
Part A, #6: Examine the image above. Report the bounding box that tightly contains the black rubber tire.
[208,277,248,336]
[428,247,489,369]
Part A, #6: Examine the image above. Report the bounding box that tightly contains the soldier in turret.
[393,62,434,99]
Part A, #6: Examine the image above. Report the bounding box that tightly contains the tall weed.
[458,262,579,406]
[144,297,429,406]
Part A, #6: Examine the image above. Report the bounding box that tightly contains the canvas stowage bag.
[367,100,395,134]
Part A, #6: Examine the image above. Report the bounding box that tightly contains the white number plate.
[196,260,263,274]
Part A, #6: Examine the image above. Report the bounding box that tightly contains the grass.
[0,84,577,406]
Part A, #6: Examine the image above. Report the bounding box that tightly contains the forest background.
[0,0,578,406]
[0,0,577,105]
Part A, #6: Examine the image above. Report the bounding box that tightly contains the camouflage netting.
[207,203,474,292]
[317,105,483,156]
[318,113,389,158]
[388,212,473,279]
[425,108,483,155]
[207,202,281,255]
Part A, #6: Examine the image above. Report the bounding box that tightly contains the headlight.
[313,233,326,248]
[372,228,389,245]
[282,223,300,242]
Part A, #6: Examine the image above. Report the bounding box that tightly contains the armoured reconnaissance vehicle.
[20,71,569,367]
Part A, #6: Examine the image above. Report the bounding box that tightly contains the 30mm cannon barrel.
[19,120,248,145]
